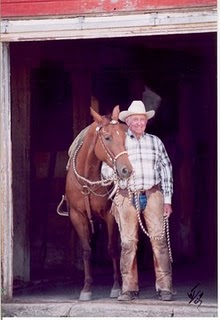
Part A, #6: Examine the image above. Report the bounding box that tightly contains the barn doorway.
[10,32,217,296]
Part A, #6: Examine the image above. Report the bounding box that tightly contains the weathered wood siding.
[1,0,217,18]
[0,42,13,301]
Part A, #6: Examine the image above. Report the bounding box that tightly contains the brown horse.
[64,105,133,300]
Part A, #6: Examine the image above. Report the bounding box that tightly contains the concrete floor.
[2,262,218,317]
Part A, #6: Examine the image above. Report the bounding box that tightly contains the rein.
[96,120,128,168]
[97,125,128,166]
[113,173,173,263]
[133,190,173,263]
[72,141,115,188]
[71,119,129,234]
[69,120,173,261]
[72,120,127,188]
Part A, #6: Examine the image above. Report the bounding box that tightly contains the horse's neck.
[76,135,101,179]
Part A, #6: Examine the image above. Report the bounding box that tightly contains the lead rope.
[72,141,115,186]
[165,217,173,263]
[132,173,173,263]
[115,174,173,263]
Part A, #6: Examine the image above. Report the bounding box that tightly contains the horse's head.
[90,105,133,180]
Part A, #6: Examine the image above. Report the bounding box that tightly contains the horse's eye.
[103,134,111,141]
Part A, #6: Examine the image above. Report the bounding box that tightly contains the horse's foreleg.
[69,209,93,301]
[80,244,93,301]
[105,211,121,298]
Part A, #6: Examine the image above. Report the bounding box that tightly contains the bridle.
[72,119,128,187]
[96,119,128,169]
[70,119,129,234]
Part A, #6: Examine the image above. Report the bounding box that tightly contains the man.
[102,100,174,301]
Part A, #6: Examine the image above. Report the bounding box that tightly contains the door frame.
[0,6,217,301]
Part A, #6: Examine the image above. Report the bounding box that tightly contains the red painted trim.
[1,0,217,18]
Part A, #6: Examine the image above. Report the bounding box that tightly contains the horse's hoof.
[79,291,92,301]
[110,288,121,298]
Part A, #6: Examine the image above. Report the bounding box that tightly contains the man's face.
[126,114,147,138]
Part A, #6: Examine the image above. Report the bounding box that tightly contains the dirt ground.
[2,262,218,318]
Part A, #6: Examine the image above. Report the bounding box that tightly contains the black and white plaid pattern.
[101,129,173,203]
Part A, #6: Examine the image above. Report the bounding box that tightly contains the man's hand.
[163,203,172,218]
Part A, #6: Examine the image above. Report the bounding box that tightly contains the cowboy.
[101,100,174,301]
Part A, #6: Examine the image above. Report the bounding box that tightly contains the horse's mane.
[67,114,111,161]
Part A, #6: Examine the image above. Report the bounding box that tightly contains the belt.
[118,184,160,197]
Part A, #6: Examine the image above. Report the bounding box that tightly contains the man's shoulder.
[144,132,161,141]
[144,133,164,147]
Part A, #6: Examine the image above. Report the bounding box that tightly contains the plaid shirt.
[101,129,173,203]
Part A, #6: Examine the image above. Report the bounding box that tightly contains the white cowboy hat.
[119,100,155,122]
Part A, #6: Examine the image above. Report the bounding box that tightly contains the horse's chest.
[90,195,111,215]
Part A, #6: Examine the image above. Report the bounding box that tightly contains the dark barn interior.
[10,32,217,296]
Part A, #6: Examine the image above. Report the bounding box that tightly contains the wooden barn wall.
[11,60,31,283]
[1,0,217,18]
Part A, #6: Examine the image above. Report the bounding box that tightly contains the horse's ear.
[90,107,103,125]
[111,105,120,121]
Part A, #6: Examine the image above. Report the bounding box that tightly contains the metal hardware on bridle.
[95,119,117,132]
[81,185,90,195]
[110,119,118,125]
